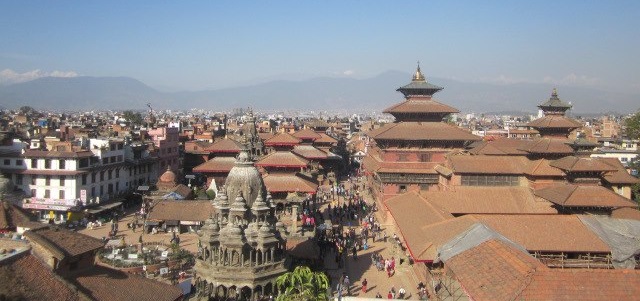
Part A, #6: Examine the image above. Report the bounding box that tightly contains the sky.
[1,1,639,93]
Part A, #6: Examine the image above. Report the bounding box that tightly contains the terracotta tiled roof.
[148,200,214,222]
[446,238,640,301]
[292,128,322,140]
[408,215,480,261]
[314,133,338,144]
[526,115,582,129]
[383,98,459,114]
[72,265,183,301]
[205,138,242,153]
[422,187,557,215]
[469,138,530,156]
[0,252,79,301]
[264,132,301,146]
[518,138,575,154]
[193,157,236,173]
[385,191,454,228]
[0,201,42,230]
[305,119,331,129]
[13,169,86,176]
[255,151,309,168]
[292,145,328,159]
[599,158,640,184]
[258,132,275,141]
[472,214,610,253]
[550,156,617,172]
[24,226,104,259]
[611,207,640,221]
[369,122,481,141]
[449,155,529,174]
[526,159,565,176]
[362,154,438,174]
[445,239,546,301]
[534,184,638,208]
[263,174,318,193]
[519,269,640,301]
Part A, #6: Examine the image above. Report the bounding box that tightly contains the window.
[115,169,120,177]
[31,176,36,185]
[45,176,51,186]
[59,159,65,169]
[100,171,105,181]
[30,189,36,197]
[3,159,9,165]
[398,185,407,193]
[100,185,104,195]
[117,155,123,162]
[397,153,408,162]
[91,187,95,197]
[108,170,112,180]
[110,156,116,163]
[82,174,87,185]
[59,190,65,199]
[102,158,109,164]
[79,158,89,168]
[44,190,50,198]
[31,159,37,168]
[91,172,96,183]
[59,176,66,185]
[15,174,23,185]
[44,159,51,169]
[420,153,431,162]
[461,175,519,186]
[621,157,628,162]
[16,159,23,166]
[420,184,430,191]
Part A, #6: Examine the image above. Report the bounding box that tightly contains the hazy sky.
[1,1,639,93]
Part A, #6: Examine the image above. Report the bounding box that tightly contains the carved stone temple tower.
[194,142,287,301]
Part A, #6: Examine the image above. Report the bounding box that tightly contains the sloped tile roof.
[262,174,318,193]
[314,133,338,144]
[205,138,242,153]
[518,138,575,154]
[369,122,481,141]
[526,115,582,129]
[449,155,530,174]
[550,156,617,172]
[147,200,214,222]
[445,239,546,301]
[24,226,104,259]
[469,138,530,155]
[264,132,301,146]
[599,158,640,184]
[0,252,79,301]
[383,98,459,114]
[255,151,309,167]
[611,207,640,221]
[72,265,183,301]
[472,214,610,253]
[520,269,640,301]
[193,157,237,173]
[292,128,322,140]
[534,184,638,208]
[422,187,557,215]
[526,159,565,176]
[292,145,328,159]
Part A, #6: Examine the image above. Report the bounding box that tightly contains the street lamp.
[185,174,196,188]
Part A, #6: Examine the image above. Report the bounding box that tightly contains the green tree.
[624,111,640,140]
[275,266,330,301]
[122,110,144,126]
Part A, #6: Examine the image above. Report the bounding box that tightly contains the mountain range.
[0,71,638,114]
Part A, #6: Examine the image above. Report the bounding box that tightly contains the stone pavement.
[323,177,423,300]
[78,209,200,254]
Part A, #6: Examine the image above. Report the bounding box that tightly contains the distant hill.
[0,71,638,113]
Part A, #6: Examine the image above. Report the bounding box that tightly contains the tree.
[122,110,144,126]
[624,111,640,140]
[275,266,330,301]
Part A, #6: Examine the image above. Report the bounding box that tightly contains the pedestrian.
[387,291,393,299]
[398,286,406,299]
[361,278,368,294]
[391,287,396,299]
[352,245,358,260]
[375,292,383,298]
[343,275,351,295]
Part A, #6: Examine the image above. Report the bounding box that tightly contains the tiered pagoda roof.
[526,89,582,137]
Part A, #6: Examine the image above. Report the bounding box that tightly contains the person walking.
[361,278,368,294]
[343,275,351,296]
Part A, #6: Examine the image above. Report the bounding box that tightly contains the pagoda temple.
[363,64,480,203]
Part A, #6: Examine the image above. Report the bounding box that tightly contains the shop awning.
[85,202,123,214]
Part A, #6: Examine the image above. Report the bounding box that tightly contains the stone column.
[291,205,298,234]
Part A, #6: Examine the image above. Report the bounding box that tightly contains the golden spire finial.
[413,61,425,81]
[552,88,558,98]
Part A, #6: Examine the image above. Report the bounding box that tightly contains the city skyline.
[1,1,639,96]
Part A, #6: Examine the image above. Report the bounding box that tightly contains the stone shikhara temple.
[194,140,288,300]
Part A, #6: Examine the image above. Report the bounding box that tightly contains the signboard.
[161,251,169,258]
[180,221,200,225]
[159,267,169,275]
[22,203,70,211]
[128,254,139,259]
[80,190,87,202]
[29,197,77,207]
